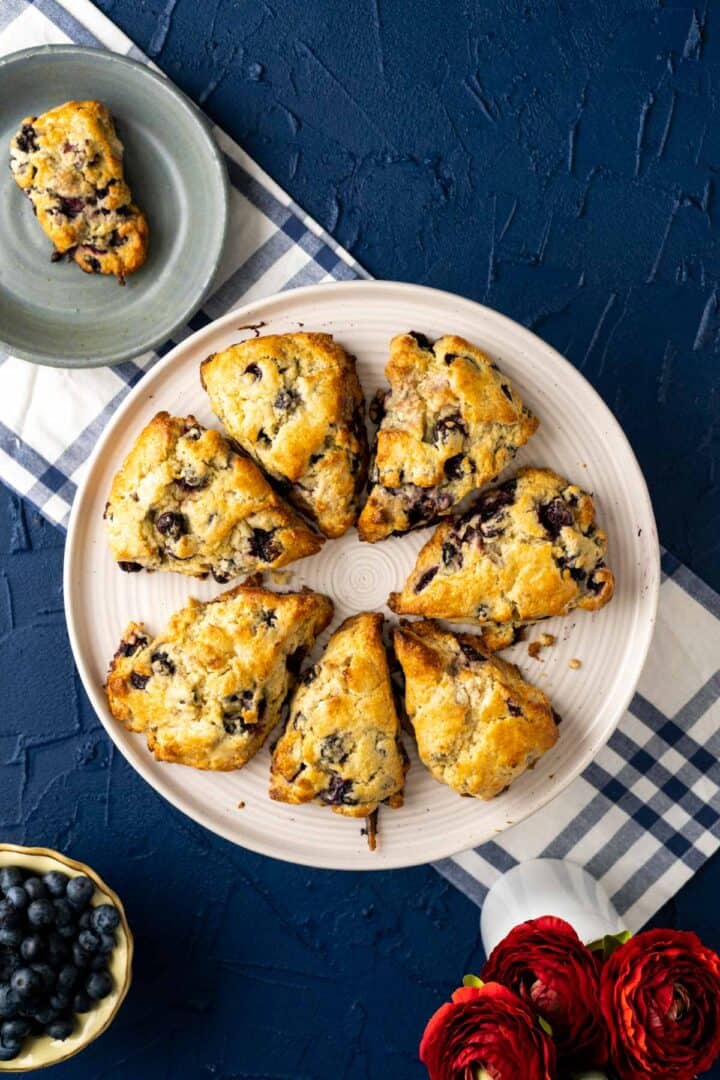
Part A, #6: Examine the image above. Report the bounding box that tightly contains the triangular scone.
[269,613,407,817]
[357,332,538,542]
[393,620,558,799]
[389,468,615,650]
[200,333,368,538]
[104,412,323,582]
[106,584,333,770]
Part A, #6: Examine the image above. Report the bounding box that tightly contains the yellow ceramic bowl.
[0,844,133,1071]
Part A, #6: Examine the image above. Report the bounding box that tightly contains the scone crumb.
[269,569,292,585]
[568,658,582,670]
[237,801,246,809]
[539,633,556,648]
[528,641,543,661]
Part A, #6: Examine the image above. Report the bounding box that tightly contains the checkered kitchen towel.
[2,0,719,931]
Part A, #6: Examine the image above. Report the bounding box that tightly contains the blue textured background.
[2,1,720,1076]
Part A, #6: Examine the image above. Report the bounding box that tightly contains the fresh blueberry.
[57,924,76,940]
[0,1045,19,1061]
[52,898,74,927]
[78,930,100,954]
[30,964,55,993]
[0,986,19,1019]
[2,1019,30,1043]
[57,965,79,991]
[20,936,43,963]
[28,1004,56,1026]
[5,886,27,911]
[66,877,94,910]
[27,899,55,929]
[72,944,90,969]
[0,929,22,948]
[49,992,71,1011]
[97,932,117,955]
[91,905,120,934]
[43,872,69,898]
[88,953,107,972]
[72,991,92,1013]
[78,911,92,931]
[46,1018,74,1041]
[23,877,48,901]
[45,933,69,966]
[11,968,42,999]
[86,971,113,1000]
[0,868,24,892]
[0,900,21,928]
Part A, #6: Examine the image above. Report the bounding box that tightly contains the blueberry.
[0,1045,20,1061]
[57,965,79,991]
[248,527,281,563]
[78,930,100,954]
[43,871,69,898]
[0,868,24,892]
[129,672,149,691]
[52,898,74,927]
[20,936,43,963]
[88,953,107,972]
[5,886,27,911]
[46,1018,74,1041]
[117,561,143,572]
[49,992,71,1011]
[25,877,48,901]
[86,971,113,1000]
[45,933,69,966]
[15,122,38,154]
[443,453,466,480]
[0,987,19,1019]
[73,991,92,1013]
[433,414,467,443]
[56,196,84,218]
[57,924,76,940]
[150,651,175,677]
[459,640,486,664]
[322,774,355,807]
[28,1005,56,1025]
[0,900,21,929]
[274,388,300,412]
[78,911,92,931]
[243,362,262,380]
[86,255,102,273]
[97,933,116,955]
[31,964,55,993]
[155,511,187,540]
[11,968,42,999]
[91,905,120,934]
[414,567,438,592]
[27,899,54,929]
[408,330,433,350]
[0,929,22,948]
[2,1019,30,1043]
[72,944,90,969]
[538,497,574,539]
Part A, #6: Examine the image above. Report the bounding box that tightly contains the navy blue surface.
[3,1,720,1076]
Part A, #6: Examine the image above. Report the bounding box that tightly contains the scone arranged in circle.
[389,467,615,650]
[393,620,558,799]
[200,333,368,538]
[106,583,333,770]
[269,613,407,823]
[10,101,148,282]
[104,413,323,582]
[357,332,537,542]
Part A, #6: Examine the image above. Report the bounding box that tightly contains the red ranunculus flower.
[600,928,720,1080]
[481,915,607,1070]
[419,980,555,1079]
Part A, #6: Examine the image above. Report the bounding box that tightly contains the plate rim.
[0,43,229,368]
[63,279,661,870]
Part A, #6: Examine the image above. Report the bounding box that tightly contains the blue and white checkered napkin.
[2,0,719,930]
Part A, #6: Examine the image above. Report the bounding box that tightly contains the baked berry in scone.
[200,333,368,538]
[357,332,538,542]
[393,620,558,799]
[104,412,323,582]
[269,612,407,819]
[10,101,148,283]
[106,583,333,770]
[389,467,615,649]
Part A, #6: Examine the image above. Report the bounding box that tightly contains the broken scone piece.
[104,412,323,582]
[393,620,558,799]
[10,101,148,282]
[106,583,333,770]
[201,333,368,538]
[357,332,537,542]
[389,467,614,650]
[270,613,407,821]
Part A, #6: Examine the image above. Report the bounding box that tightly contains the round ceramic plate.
[64,281,660,870]
[0,45,228,368]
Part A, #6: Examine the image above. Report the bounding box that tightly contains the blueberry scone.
[104,412,323,582]
[393,620,558,799]
[389,467,615,649]
[106,583,333,770]
[269,613,407,819]
[200,333,368,538]
[357,332,537,542]
[10,101,148,282]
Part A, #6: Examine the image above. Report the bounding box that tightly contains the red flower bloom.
[419,980,555,1079]
[599,928,720,1080]
[481,915,607,1070]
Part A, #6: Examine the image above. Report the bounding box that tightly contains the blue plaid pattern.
[2,0,719,929]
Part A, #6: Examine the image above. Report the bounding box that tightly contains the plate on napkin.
[64,281,660,869]
[0,45,228,368]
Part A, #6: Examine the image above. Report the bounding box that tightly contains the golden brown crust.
[392,620,558,799]
[104,412,323,581]
[10,101,148,281]
[269,613,407,818]
[357,333,538,542]
[105,584,333,770]
[200,333,368,537]
[388,467,614,646]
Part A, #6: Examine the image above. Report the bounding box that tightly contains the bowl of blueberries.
[0,844,132,1070]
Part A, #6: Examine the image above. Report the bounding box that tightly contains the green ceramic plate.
[0,45,229,368]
